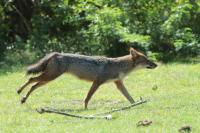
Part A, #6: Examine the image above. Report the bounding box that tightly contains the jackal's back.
[59,53,109,81]
[57,53,133,82]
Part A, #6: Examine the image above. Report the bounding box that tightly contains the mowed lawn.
[1,63,200,133]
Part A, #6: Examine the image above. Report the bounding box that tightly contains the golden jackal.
[17,48,157,109]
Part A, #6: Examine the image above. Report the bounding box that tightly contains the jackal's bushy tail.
[26,52,58,75]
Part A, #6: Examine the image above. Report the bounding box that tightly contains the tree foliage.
[0,0,200,64]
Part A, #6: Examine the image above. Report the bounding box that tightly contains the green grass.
[1,63,200,132]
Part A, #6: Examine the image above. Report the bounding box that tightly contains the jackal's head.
[130,48,157,69]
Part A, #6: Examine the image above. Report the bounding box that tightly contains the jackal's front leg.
[114,80,135,103]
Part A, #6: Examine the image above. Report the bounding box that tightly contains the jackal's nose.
[147,61,157,69]
[151,62,157,69]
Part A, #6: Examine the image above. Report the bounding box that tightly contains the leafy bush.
[2,49,37,66]
[0,0,200,64]
[160,1,200,56]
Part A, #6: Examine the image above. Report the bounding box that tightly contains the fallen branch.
[92,97,147,116]
[36,98,147,120]
[36,108,112,120]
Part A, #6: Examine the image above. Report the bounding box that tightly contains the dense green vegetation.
[0,0,200,65]
[1,63,200,132]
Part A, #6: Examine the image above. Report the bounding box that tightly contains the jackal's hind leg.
[21,82,47,104]
[84,81,102,109]
[17,77,39,94]
[114,80,135,103]
[20,68,63,103]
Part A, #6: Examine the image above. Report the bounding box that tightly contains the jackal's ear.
[130,48,138,58]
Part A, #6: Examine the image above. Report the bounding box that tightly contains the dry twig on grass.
[91,98,147,116]
[137,120,152,127]
[36,98,147,120]
[178,125,192,132]
[36,108,112,120]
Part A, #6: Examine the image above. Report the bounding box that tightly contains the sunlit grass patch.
[1,63,200,132]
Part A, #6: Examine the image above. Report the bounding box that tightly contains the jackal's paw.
[84,104,88,110]
[17,89,21,94]
[21,97,26,104]
[130,100,135,104]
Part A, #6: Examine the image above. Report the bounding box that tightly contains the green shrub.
[0,0,200,64]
